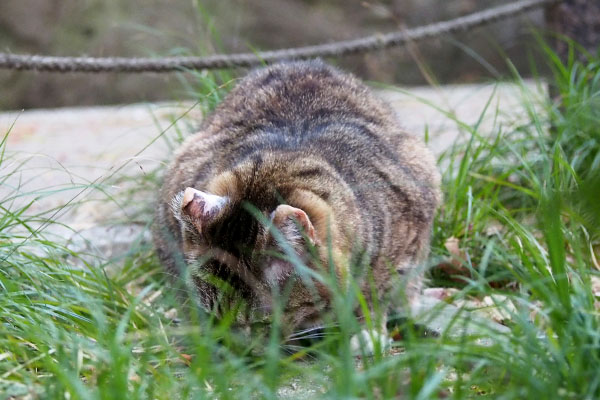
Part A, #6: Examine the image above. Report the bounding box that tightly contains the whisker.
[286,325,326,339]
[286,322,341,340]
[286,333,330,341]
[280,345,318,360]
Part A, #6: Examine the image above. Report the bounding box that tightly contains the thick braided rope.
[0,0,556,73]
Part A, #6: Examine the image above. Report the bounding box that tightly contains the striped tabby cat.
[153,60,441,348]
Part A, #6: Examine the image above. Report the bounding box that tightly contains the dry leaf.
[180,353,193,365]
[164,308,178,320]
[423,287,460,301]
[591,275,600,297]
[444,236,465,267]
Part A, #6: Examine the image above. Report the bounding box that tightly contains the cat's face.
[171,186,326,331]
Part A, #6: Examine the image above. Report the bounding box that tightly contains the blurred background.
[0,0,546,110]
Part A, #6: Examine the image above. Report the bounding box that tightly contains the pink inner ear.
[270,204,318,245]
[181,187,228,229]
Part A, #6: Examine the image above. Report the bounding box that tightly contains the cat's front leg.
[350,320,391,356]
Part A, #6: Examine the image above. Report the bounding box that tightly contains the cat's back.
[155,60,441,308]
[162,60,440,228]
[203,60,395,149]
[179,61,434,177]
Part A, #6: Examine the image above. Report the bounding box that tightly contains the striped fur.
[153,60,441,332]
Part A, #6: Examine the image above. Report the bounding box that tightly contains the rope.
[0,0,557,73]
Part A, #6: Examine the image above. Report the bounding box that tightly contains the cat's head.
[170,184,330,330]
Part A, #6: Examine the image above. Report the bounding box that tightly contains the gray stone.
[410,295,510,344]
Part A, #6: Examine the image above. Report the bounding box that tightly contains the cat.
[153,60,441,350]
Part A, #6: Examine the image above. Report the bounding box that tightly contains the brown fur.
[153,60,441,333]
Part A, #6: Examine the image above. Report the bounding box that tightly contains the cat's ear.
[177,187,228,232]
[264,204,319,288]
[270,204,318,246]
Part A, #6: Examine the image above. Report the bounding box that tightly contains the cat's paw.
[350,329,391,356]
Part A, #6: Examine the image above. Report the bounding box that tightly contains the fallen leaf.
[444,236,465,267]
[180,353,193,365]
[591,275,600,297]
[423,287,459,301]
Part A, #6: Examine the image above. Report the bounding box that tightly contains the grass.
[1,40,600,399]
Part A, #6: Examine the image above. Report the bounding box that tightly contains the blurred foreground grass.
[1,41,599,399]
